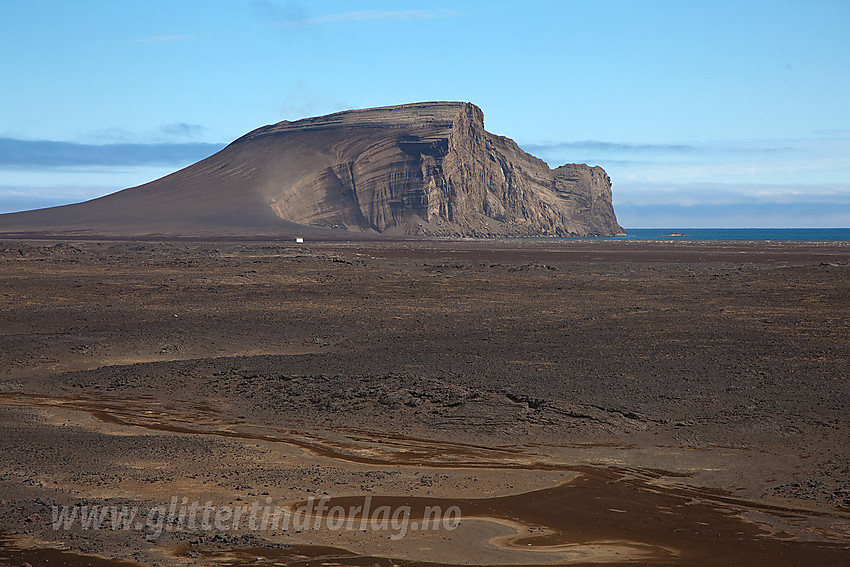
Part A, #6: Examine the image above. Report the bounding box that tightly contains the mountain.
[0,102,623,238]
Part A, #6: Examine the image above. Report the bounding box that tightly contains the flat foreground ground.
[0,239,848,566]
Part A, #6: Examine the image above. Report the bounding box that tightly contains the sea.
[600,228,850,242]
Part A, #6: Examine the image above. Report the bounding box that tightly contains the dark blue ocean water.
[604,228,850,241]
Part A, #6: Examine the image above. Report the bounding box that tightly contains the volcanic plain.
[0,238,848,566]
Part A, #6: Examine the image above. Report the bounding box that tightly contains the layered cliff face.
[256,102,622,237]
[0,102,623,237]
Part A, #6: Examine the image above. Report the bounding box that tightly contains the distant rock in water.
[0,102,623,238]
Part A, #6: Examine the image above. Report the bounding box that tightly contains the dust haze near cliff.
[0,102,623,238]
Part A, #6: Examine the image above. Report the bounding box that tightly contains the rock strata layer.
[0,102,623,237]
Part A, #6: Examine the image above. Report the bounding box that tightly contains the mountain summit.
[0,102,623,237]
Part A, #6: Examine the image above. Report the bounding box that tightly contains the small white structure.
[294,237,304,243]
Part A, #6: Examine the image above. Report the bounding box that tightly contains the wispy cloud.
[524,141,698,154]
[614,182,850,207]
[0,184,128,214]
[0,138,225,168]
[615,202,850,229]
[266,7,461,27]
[612,181,850,227]
[307,9,461,24]
[74,122,209,145]
[524,135,850,187]
[523,139,810,158]
[522,135,850,227]
[0,185,110,199]
[131,35,193,43]
[158,122,207,139]
[252,0,307,26]
[278,81,350,120]
[811,128,850,137]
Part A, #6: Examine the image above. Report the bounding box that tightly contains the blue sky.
[1,0,848,227]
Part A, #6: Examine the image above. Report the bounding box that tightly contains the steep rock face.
[0,102,623,237]
[258,102,622,236]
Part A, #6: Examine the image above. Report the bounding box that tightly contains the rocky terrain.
[0,103,622,238]
[0,238,848,566]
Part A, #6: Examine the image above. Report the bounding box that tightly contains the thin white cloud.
[0,184,115,200]
[524,141,698,154]
[0,164,183,213]
[158,122,207,140]
[272,8,461,27]
[313,9,460,22]
[811,128,850,137]
[614,202,850,229]
[0,138,224,168]
[132,35,193,43]
[75,123,209,144]
[613,182,850,207]
[278,81,350,120]
[616,156,850,185]
[525,135,850,188]
[612,181,850,228]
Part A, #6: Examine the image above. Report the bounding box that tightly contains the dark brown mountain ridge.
[0,102,623,237]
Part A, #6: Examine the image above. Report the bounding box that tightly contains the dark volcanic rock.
[0,102,623,237]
